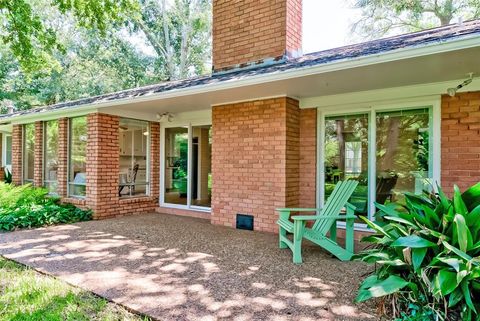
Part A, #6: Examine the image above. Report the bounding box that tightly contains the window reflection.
[324,115,369,220]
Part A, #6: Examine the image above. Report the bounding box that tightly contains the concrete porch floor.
[0,213,377,321]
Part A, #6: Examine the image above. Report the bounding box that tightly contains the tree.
[133,0,211,80]
[0,0,139,72]
[351,0,480,39]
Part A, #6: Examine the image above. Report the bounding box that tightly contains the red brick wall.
[211,97,300,233]
[212,0,302,72]
[11,125,22,185]
[34,121,43,187]
[79,113,160,219]
[57,118,69,197]
[299,108,317,208]
[441,92,480,192]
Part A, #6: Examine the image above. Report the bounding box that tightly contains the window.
[69,117,87,197]
[44,120,59,194]
[163,124,212,209]
[376,109,430,205]
[324,115,369,222]
[322,106,434,223]
[23,123,35,184]
[119,118,150,197]
[3,135,12,169]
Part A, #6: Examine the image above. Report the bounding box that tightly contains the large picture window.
[69,117,87,197]
[322,106,434,223]
[23,123,35,184]
[118,118,150,198]
[44,120,59,194]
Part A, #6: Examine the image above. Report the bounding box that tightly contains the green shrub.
[355,182,480,321]
[0,182,92,231]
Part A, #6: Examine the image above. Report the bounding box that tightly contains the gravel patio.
[0,213,377,321]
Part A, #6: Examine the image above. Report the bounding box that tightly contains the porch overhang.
[1,34,480,126]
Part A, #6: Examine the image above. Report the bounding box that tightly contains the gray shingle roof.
[2,19,480,120]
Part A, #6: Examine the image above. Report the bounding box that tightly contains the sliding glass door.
[162,124,212,210]
[321,105,436,224]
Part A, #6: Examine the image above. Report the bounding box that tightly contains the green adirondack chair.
[276,180,359,264]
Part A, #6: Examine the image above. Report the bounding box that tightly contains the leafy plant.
[355,182,480,321]
[0,182,92,231]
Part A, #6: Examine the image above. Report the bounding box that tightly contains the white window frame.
[160,121,212,213]
[2,133,12,173]
[22,123,35,184]
[118,118,151,198]
[43,120,58,195]
[67,117,87,198]
[316,97,441,231]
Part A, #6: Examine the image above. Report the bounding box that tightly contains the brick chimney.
[212,0,302,73]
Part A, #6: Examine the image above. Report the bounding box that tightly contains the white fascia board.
[301,78,480,109]
[3,34,480,124]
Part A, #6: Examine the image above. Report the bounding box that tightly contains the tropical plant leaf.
[434,269,457,296]
[442,241,473,262]
[356,275,410,302]
[453,185,468,216]
[448,287,464,307]
[391,235,436,248]
[412,247,427,271]
[454,214,472,252]
[461,280,477,314]
[462,182,480,211]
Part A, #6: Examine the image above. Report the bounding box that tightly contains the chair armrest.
[345,202,357,211]
[276,208,319,212]
[292,214,357,221]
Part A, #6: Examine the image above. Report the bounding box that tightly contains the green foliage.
[0,182,92,231]
[355,183,480,320]
[351,0,480,39]
[0,0,211,112]
[0,0,138,72]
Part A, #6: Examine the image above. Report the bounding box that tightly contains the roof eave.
[5,33,480,124]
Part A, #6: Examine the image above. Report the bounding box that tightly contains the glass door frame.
[316,98,441,230]
[160,121,212,212]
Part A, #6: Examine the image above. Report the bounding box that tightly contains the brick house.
[1,0,480,234]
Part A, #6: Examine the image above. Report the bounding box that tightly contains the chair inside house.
[375,174,398,204]
[118,164,140,197]
[276,180,359,264]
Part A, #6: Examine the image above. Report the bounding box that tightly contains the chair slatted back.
[312,180,359,233]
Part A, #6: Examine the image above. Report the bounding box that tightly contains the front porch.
[0,213,375,320]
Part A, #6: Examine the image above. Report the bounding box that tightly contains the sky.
[303,0,362,53]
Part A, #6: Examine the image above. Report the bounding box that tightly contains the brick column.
[34,121,43,187]
[149,122,160,199]
[299,108,317,208]
[11,125,23,185]
[57,118,69,197]
[86,113,120,219]
[441,92,480,192]
[211,97,300,233]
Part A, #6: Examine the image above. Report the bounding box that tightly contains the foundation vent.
[236,214,254,231]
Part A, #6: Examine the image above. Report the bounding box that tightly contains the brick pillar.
[211,97,300,233]
[11,125,23,185]
[34,121,43,187]
[57,118,69,197]
[86,113,119,219]
[149,122,160,199]
[441,92,480,193]
[299,108,317,208]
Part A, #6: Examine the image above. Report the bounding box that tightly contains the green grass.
[0,257,150,321]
